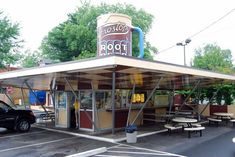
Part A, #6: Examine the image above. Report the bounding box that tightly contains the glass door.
[55,92,70,128]
[80,91,93,131]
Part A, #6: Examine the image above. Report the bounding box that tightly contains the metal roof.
[0,55,234,90]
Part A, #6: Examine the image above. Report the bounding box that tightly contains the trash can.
[125,125,137,143]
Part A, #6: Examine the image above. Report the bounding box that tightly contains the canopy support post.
[91,81,99,132]
[49,77,56,108]
[24,80,53,121]
[111,70,116,134]
[126,82,136,127]
[131,77,163,125]
[20,87,26,109]
[0,86,17,107]
[174,79,201,117]
[167,81,175,123]
[200,86,222,115]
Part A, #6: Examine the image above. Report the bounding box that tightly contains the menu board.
[154,95,169,107]
[131,93,145,103]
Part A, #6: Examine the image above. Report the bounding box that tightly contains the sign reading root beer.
[97,14,132,56]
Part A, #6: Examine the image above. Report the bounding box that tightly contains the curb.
[65,147,107,157]
[34,126,117,143]
[34,125,168,143]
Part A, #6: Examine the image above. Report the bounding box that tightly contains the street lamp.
[176,38,191,66]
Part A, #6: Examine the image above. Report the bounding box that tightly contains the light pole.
[176,38,191,66]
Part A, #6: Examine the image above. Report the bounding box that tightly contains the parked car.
[0,100,35,132]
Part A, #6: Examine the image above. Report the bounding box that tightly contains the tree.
[0,12,22,67]
[20,50,40,68]
[41,3,156,62]
[193,43,234,74]
[193,43,235,105]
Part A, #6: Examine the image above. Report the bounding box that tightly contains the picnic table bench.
[39,112,55,121]
[230,119,235,127]
[184,126,205,138]
[207,117,222,127]
[164,124,183,135]
[34,110,55,122]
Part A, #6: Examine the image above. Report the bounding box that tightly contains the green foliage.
[0,12,22,67]
[175,82,235,105]
[204,85,235,105]
[41,3,156,62]
[219,84,235,105]
[73,50,96,60]
[175,90,191,98]
[20,50,41,68]
[193,43,234,74]
[192,43,235,105]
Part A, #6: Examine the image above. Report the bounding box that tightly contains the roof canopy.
[0,55,234,90]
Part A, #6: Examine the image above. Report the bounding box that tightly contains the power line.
[156,8,235,55]
[154,44,175,55]
[188,8,235,39]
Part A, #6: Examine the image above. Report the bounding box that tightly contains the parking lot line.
[95,155,130,157]
[104,144,185,157]
[110,146,172,154]
[0,136,77,153]
[34,126,117,143]
[107,150,181,156]
[110,145,170,154]
[0,130,47,139]
[66,147,107,157]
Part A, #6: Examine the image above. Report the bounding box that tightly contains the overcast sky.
[1,0,235,65]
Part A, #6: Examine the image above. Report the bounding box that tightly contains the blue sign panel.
[29,91,46,105]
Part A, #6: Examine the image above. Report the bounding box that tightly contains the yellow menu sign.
[132,93,145,103]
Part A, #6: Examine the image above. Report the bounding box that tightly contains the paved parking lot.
[1,124,235,157]
[0,126,184,157]
[124,125,235,157]
[0,127,115,157]
[94,124,235,157]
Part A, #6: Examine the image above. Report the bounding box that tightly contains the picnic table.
[213,112,233,118]
[33,110,55,122]
[213,112,234,125]
[172,117,197,127]
[172,117,205,138]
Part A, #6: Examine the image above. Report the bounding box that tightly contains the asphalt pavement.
[1,123,235,157]
[0,127,115,157]
[119,124,235,157]
[180,129,235,157]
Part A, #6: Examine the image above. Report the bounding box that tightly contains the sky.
[1,0,235,66]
